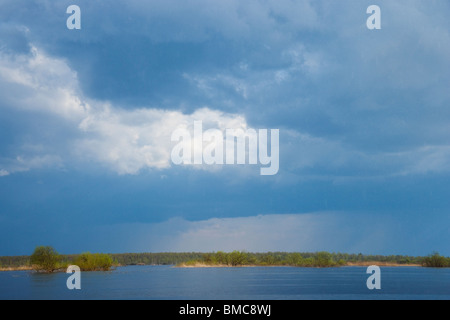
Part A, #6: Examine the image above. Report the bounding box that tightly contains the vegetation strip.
[1,248,449,272]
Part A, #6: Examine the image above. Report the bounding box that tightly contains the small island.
[0,246,116,273]
[175,251,449,268]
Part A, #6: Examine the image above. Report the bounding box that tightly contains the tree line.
[180,251,396,267]
[109,251,435,267]
[111,252,205,266]
[1,247,449,271]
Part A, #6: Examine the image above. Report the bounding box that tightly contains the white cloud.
[0,46,89,121]
[16,154,63,171]
[76,106,248,174]
[0,46,249,175]
[0,154,63,176]
[1,38,449,178]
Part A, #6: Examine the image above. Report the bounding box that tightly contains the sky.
[0,0,449,256]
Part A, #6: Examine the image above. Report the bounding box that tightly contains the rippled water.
[0,266,449,300]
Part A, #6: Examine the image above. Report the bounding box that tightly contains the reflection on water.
[0,266,449,300]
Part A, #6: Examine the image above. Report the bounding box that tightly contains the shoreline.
[345,262,421,267]
[0,266,33,272]
[0,262,424,271]
[0,265,119,272]
[175,262,422,268]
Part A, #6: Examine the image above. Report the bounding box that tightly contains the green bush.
[214,251,229,265]
[30,246,61,273]
[74,252,113,271]
[422,253,449,268]
[178,260,198,266]
[229,251,248,266]
[287,253,304,266]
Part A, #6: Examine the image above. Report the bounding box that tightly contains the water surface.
[0,266,448,300]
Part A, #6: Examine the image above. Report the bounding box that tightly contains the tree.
[261,253,276,266]
[30,246,61,273]
[214,251,229,265]
[422,252,448,268]
[314,252,334,267]
[229,251,247,267]
[287,253,303,266]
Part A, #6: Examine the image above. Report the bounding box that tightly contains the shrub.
[74,252,113,271]
[422,253,449,268]
[229,251,247,266]
[214,251,229,265]
[30,246,61,273]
